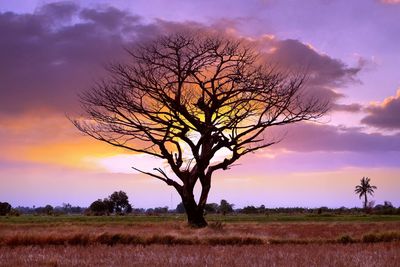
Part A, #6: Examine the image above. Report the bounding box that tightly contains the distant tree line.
[1,198,399,216]
[4,203,83,216]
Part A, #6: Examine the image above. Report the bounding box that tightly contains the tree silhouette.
[89,191,132,215]
[109,191,131,214]
[219,199,234,215]
[89,199,112,216]
[0,202,11,216]
[354,177,377,210]
[72,33,328,227]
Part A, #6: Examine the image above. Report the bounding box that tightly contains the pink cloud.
[361,89,400,129]
[380,0,400,4]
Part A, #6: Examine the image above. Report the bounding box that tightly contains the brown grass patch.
[1,221,400,247]
[2,221,400,240]
[0,243,399,267]
[2,231,400,247]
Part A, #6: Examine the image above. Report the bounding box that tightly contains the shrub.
[362,232,400,243]
[363,233,380,243]
[0,202,12,216]
[8,208,20,216]
[204,203,219,214]
[338,235,354,244]
[88,199,111,216]
[219,199,234,215]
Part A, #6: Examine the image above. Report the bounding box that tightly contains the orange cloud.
[24,138,123,169]
[0,112,125,169]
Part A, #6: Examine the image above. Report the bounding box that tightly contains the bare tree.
[72,33,327,227]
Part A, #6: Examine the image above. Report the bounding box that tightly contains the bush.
[362,232,400,243]
[34,205,54,215]
[372,201,396,215]
[88,199,111,216]
[8,209,21,216]
[338,235,354,244]
[0,202,12,216]
[219,199,234,215]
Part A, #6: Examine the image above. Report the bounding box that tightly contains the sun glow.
[87,154,167,174]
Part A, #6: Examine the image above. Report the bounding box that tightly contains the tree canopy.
[88,191,132,215]
[355,177,377,210]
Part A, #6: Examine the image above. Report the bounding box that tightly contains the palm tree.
[355,177,377,210]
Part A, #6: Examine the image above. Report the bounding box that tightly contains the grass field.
[1,214,399,266]
[1,243,399,267]
[2,213,400,224]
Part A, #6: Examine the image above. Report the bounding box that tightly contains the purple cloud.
[0,3,361,116]
[361,90,400,129]
[264,39,360,87]
[262,39,360,105]
[267,122,400,152]
[331,103,363,112]
[0,3,137,115]
[36,1,78,21]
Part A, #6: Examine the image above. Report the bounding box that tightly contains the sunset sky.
[1,0,399,209]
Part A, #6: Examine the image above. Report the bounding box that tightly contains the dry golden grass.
[0,222,400,240]
[1,221,399,242]
[0,243,399,267]
[1,220,400,266]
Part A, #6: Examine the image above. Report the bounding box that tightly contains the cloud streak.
[331,103,363,112]
[267,122,400,152]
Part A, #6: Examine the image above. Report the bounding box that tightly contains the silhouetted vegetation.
[0,202,12,216]
[72,33,328,227]
[145,207,169,215]
[373,201,397,215]
[34,205,54,215]
[61,203,83,214]
[355,177,377,210]
[175,202,186,213]
[2,198,399,217]
[88,199,114,216]
[240,205,266,214]
[87,191,132,216]
[109,191,132,214]
[204,203,219,213]
[218,199,234,215]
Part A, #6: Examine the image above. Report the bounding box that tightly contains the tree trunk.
[364,194,368,210]
[181,194,207,228]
